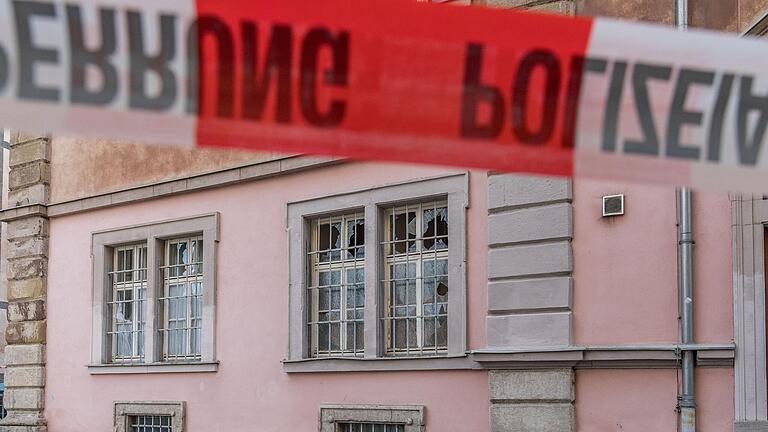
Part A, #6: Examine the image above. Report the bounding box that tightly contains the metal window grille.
[107,244,148,363]
[130,415,172,432]
[308,212,365,357]
[340,423,405,432]
[383,201,449,356]
[159,236,203,361]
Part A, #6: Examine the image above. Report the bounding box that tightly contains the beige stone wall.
[49,137,288,203]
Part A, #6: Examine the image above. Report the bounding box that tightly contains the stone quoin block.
[9,162,50,191]
[4,344,45,366]
[8,184,50,208]
[488,203,572,246]
[7,300,46,322]
[6,320,46,345]
[5,366,45,388]
[8,278,46,301]
[7,237,48,260]
[488,175,571,211]
[488,241,572,279]
[490,369,575,402]
[487,277,572,312]
[486,312,572,347]
[9,140,50,167]
[4,388,45,410]
[491,403,574,432]
[8,257,47,280]
[6,218,49,240]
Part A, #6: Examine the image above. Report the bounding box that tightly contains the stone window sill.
[282,354,479,373]
[88,361,219,375]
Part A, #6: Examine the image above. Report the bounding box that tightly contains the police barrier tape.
[0,0,767,191]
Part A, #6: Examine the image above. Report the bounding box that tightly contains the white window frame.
[109,244,148,363]
[114,401,185,432]
[318,405,425,432]
[308,212,366,357]
[90,214,219,374]
[286,174,468,371]
[383,201,449,356]
[160,236,204,362]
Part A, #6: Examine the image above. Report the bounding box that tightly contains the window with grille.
[160,237,204,361]
[130,415,172,432]
[287,176,467,368]
[308,213,365,357]
[108,244,148,362]
[340,424,405,432]
[384,201,448,355]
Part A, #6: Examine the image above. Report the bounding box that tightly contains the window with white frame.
[383,201,448,356]
[286,175,467,369]
[108,244,148,363]
[308,212,365,357]
[160,237,204,361]
[91,214,218,373]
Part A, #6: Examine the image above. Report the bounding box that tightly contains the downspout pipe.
[675,0,689,30]
[677,187,696,432]
[675,2,694,431]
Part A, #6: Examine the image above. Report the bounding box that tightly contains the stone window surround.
[89,213,219,374]
[732,194,768,431]
[114,401,185,432]
[285,173,468,371]
[318,404,425,432]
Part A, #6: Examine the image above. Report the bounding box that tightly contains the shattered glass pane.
[423,206,448,250]
[319,222,342,262]
[346,218,365,258]
[392,211,417,254]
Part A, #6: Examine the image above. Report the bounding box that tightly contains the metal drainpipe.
[677,187,696,432]
[675,2,694,431]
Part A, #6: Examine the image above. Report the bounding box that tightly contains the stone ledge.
[472,344,735,369]
[283,355,479,373]
[5,155,342,219]
[87,361,219,375]
[0,205,47,223]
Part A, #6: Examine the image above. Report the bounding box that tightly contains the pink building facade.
[2,1,768,432]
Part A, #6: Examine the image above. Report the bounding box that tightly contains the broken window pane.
[423,206,448,250]
[346,218,365,258]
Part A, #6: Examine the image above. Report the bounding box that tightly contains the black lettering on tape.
[666,68,714,160]
[14,0,60,102]
[186,16,235,117]
[459,43,504,139]
[127,11,177,111]
[601,61,626,152]
[561,55,585,149]
[66,5,118,106]
[624,63,671,156]
[299,28,349,127]
[241,23,292,123]
[511,49,561,145]
[706,73,734,162]
[736,75,768,166]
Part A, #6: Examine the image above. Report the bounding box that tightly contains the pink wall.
[576,368,734,432]
[572,178,733,345]
[45,162,489,431]
[572,178,734,431]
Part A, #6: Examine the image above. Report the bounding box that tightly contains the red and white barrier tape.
[0,0,767,191]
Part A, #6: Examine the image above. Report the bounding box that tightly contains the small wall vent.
[602,194,625,217]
